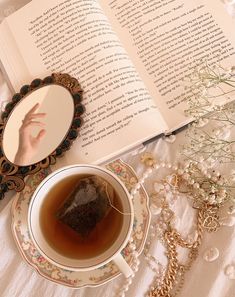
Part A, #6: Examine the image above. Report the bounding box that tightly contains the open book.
[0,0,235,164]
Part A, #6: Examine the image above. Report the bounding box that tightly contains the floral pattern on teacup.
[11,159,150,288]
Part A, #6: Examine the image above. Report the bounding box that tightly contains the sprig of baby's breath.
[182,62,235,204]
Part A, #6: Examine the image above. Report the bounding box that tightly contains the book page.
[0,20,29,91]
[2,0,167,164]
[100,0,235,130]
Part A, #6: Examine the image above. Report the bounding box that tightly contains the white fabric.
[0,1,235,297]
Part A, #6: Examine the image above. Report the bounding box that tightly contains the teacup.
[28,164,134,277]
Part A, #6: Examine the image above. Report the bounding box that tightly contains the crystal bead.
[203,247,219,262]
[225,264,235,279]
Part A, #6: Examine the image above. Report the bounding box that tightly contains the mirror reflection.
[3,85,74,166]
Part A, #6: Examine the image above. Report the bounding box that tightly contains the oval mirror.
[0,73,84,198]
[3,85,74,166]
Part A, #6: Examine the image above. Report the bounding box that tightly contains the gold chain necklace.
[148,198,219,297]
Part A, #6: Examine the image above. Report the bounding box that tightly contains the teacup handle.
[113,253,134,277]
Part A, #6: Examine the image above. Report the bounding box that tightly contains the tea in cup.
[28,164,134,277]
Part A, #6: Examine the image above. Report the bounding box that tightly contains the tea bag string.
[105,185,133,216]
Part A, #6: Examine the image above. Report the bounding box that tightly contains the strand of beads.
[117,156,217,296]
[117,179,143,297]
[131,159,179,197]
[117,236,140,297]
[117,157,179,297]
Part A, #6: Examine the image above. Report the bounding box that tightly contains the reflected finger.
[24,121,46,128]
[27,103,39,115]
[23,103,40,122]
[36,129,46,141]
[22,113,46,125]
[27,113,46,120]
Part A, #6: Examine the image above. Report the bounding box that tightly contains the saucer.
[11,159,151,288]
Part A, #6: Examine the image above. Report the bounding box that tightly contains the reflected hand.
[14,103,46,165]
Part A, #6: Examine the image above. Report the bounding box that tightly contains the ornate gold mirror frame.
[0,73,84,199]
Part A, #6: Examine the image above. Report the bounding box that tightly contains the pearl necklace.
[117,158,179,297]
[117,154,225,296]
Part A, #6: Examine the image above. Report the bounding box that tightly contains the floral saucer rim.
[11,159,151,288]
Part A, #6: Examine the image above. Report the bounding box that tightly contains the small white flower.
[212,128,223,137]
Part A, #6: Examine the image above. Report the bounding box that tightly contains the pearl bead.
[131,189,137,196]
[129,243,135,250]
[133,266,139,272]
[146,167,153,174]
[183,173,189,180]
[167,164,172,168]
[135,184,141,189]
[161,162,166,167]
[185,161,190,168]
[127,278,132,285]
[173,166,178,170]
[143,172,149,179]
[154,164,160,170]
[177,169,184,175]
[123,286,129,292]
[132,251,138,257]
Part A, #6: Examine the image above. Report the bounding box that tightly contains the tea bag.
[56,175,114,237]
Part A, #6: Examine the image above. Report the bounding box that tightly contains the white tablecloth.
[1,1,235,297]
